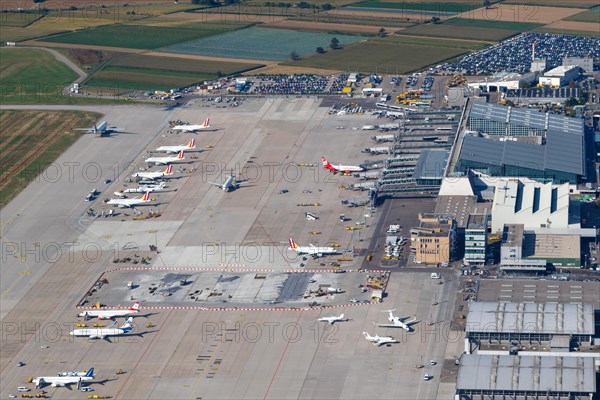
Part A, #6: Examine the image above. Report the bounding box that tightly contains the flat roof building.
[456,354,596,400]
[413,149,449,186]
[410,213,457,265]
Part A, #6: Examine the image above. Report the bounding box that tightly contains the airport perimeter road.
[0,105,176,322]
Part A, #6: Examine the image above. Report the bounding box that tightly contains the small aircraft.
[362,332,399,346]
[156,138,195,153]
[317,314,346,325]
[288,238,339,257]
[124,182,166,193]
[73,121,123,137]
[145,150,185,165]
[322,156,364,174]
[172,118,210,132]
[70,317,134,341]
[376,309,419,332]
[106,191,151,208]
[132,165,173,180]
[33,368,94,389]
[78,302,140,320]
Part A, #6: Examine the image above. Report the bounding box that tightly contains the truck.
[387,225,400,234]
[327,287,343,293]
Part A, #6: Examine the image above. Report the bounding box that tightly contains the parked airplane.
[73,121,122,137]
[124,182,166,193]
[172,118,210,132]
[70,317,134,341]
[318,314,346,325]
[145,150,185,165]
[58,371,91,377]
[78,302,140,320]
[362,332,399,346]
[322,156,364,174]
[288,238,339,257]
[33,368,94,389]
[106,192,151,208]
[132,165,173,180]
[210,174,241,192]
[156,139,196,153]
[376,309,419,332]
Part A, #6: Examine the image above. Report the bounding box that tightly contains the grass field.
[502,0,598,8]
[0,12,44,27]
[291,14,417,28]
[85,54,263,91]
[0,110,102,209]
[161,27,364,61]
[564,10,600,23]
[39,24,235,50]
[350,1,480,12]
[376,34,487,49]
[396,20,522,41]
[534,26,600,37]
[283,38,470,73]
[443,17,543,30]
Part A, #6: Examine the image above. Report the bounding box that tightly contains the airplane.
[156,139,196,153]
[362,332,399,346]
[376,309,419,332]
[70,317,134,341]
[322,156,364,174]
[106,191,151,208]
[171,118,210,132]
[288,238,339,257]
[73,121,123,137]
[317,314,346,325]
[78,301,140,320]
[210,173,243,192]
[58,371,91,377]
[144,150,185,165]
[124,182,166,193]
[33,368,94,390]
[132,165,173,180]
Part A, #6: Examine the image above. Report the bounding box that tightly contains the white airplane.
[106,191,151,208]
[70,317,134,341]
[145,150,185,165]
[33,368,94,389]
[58,371,91,377]
[322,156,364,174]
[210,174,240,192]
[124,182,166,193]
[78,301,140,320]
[288,238,339,257]
[132,165,173,180]
[376,309,419,332]
[156,138,196,153]
[362,332,399,346]
[317,314,346,325]
[172,118,210,132]
[73,121,122,137]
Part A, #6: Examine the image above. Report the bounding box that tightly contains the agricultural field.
[0,12,44,27]
[0,110,101,209]
[348,1,480,13]
[378,34,488,50]
[291,14,417,28]
[260,20,398,34]
[397,19,525,41]
[39,24,233,50]
[564,10,600,23]
[536,21,600,37]
[85,54,263,91]
[160,27,364,61]
[457,4,585,23]
[502,0,598,8]
[283,38,471,73]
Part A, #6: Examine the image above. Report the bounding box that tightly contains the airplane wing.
[102,336,112,343]
[376,323,402,328]
[209,182,224,189]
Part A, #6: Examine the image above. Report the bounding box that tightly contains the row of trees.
[290,37,340,60]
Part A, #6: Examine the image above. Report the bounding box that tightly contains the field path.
[9,45,87,83]
[392,33,496,44]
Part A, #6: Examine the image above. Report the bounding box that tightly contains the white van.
[17,387,30,392]
[430,273,441,279]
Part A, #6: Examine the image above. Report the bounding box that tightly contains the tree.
[378,27,386,37]
[316,47,325,54]
[483,0,491,8]
[330,37,339,49]
[290,51,300,61]
[298,1,310,8]
[321,3,333,10]
[430,16,440,24]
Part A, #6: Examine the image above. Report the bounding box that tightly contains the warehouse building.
[456,354,596,400]
[465,302,595,354]
[505,87,581,105]
[539,65,580,87]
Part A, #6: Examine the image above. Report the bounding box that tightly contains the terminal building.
[457,103,585,184]
[464,214,488,266]
[465,302,595,354]
[456,354,596,400]
[410,213,457,265]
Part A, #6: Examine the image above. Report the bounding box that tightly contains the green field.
[376,34,487,49]
[533,26,600,37]
[283,39,470,73]
[350,1,480,12]
[396,17,543,41]
[564,10,600,23]
[292,15,416,28]
[40,24,233,50]
[502,0,599,8]
[85,54,263,91]
[0,12,44,28]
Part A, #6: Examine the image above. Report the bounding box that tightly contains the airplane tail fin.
[288,238,298,249]
[188,138,196,148]
[85,368,94,377]
[203,118,210,127]
[122,317,134,328]
[165,165,173,176]
[321,156,335,171]
[129,301,140,311]
[177,150,185,159]
[340,314,344,319]
[142,192,151,201]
